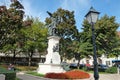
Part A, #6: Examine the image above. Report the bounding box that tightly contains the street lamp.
[85,7,100,80]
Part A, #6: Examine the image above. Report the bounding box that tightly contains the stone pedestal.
[37,36,65,74]
[45,36,61,64]
[37,63,65,74]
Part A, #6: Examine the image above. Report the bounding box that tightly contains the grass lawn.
[15,66,37,71]
[27,71,45,77]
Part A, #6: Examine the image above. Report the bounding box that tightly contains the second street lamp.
[85,7,100,80]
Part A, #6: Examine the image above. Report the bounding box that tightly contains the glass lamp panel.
[86,13,92,23]
[91,12,98,23]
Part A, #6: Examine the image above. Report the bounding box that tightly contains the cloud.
[60,0,90,12]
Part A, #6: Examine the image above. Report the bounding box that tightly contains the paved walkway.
[17,72,120,80]
[89,74,120,80]
[17,73,48,80]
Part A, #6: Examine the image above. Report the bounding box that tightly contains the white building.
[78,54,120,67]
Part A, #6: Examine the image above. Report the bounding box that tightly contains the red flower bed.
[44,70,90,79]
[45,73,67,79]
[65,70,90,79]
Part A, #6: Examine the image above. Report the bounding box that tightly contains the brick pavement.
[86,74,120,80]
[98,74,120,80]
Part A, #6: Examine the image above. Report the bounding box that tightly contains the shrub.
[44,70,90,79]
[105,67,117,73]
[0,67,16,80]
[3,72,16,80]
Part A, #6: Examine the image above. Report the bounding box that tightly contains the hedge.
[105,67,117,73]
[0,67,16,80]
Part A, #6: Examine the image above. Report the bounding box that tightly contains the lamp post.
[85,7,100,80]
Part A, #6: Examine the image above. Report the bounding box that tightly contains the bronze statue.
[47,11,57,36]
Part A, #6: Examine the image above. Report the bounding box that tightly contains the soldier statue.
[47,11,58,36]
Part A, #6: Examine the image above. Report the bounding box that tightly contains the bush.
[44,70,90,79]
[105,67,117,73]
[0,67,16,80]
[3,72,16,80]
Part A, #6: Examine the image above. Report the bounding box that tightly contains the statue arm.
[47,11,53,17]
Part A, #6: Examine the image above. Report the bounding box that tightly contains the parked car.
[98,64,108,71]
[90,64,108,72]
[69,63,77,69]
[69,63,85,69]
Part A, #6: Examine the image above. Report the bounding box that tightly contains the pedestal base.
[37,63,65,74]
[44,52,61,64]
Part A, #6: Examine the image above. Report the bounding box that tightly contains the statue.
[47,11,58,36]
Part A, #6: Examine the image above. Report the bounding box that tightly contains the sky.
[0,0,120,32]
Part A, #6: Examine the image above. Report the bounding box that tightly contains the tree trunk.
[13,50,16,64]
[77,58,80,69]
[28,51,33,67]
[28,56,31,67]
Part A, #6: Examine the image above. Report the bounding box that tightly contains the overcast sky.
[0,0,120,31]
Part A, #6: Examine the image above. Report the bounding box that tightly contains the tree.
[80,20,93,56]
[0,0,24,63]
[109,36,120,58]
[21,17,47,66]
[71,30,93,68]
[81,15,119,58]
[45,8,78,60]
[95,15,119,56]
[0,0,24,47]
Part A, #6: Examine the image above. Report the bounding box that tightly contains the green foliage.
[105,67,117,73]
[81,15,119,57]
[76,20,93,58]
[0,67,16,80]
[0,0,24,49]
[109,35,120,58]
[0,0,25,64]
[21,17,47,52]
[95,15,119,56]
[20,17,47,66]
